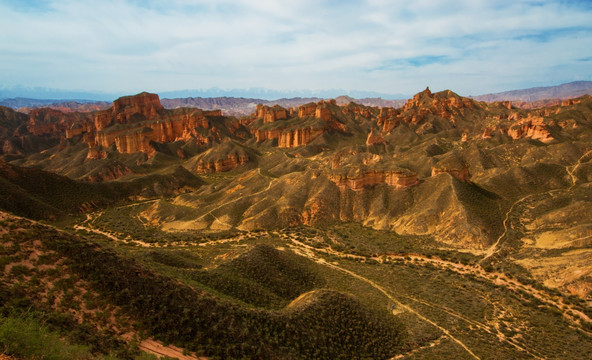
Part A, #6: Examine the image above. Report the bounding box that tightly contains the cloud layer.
[1,0,591,97]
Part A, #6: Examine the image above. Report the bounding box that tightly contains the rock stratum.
[3,85,592,360]
[2,88,592,300]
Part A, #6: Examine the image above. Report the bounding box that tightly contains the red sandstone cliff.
[192,141,255,173]
[254,104,288,123]
[379,87,478,133]
[196,152,251,173]
[57,93,236,155]
[278,128,325,148]
[329,167,418,191]
[507,116,554,143]
[249,99,347,148]
[112,92,164,123]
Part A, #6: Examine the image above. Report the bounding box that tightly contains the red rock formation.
[561,99,579,107]
[378,107,401,132]
[62,93,232,155]
[329,169,418,190]
[27,108,77,136]
[82,97,227,154]
[112,92,163,123]
[254,104,288,123]
[507,116,554,143]
[342,102,376,118]
[315,106,331,121]
[366,129,386,146]
[86,147,106,160]
[330,171,384,190]
[385,171,420,188]
[254,129,283,142]
[481,128,492,139]
[65,123,84,138]
[114,128,155,156]
[298,103,317,117]
[380,87,477,133]
[278,128,324,148]
[431,166,470,182]
[93,113,111,131]
[196,153,250,173]
[250,99,347,148]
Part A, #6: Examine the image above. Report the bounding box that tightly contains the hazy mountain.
[0,85,408,103]
[473,80,592,102]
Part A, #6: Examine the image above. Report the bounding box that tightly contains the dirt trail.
[391,336,444,359]
[76,216,249,249]
[480,195,528,262]
[287,238,482,360]
[1,212,202,360]
[138,339,203,360]
[567,149,592,188]
[286,235,587,358]
[74,224,122,242]
[378,253,591,327]
[482,149,592,263]
[202,170,273,227]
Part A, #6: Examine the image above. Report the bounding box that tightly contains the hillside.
[1,87,592,359]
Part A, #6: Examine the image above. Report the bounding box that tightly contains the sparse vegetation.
[1,89,592,359]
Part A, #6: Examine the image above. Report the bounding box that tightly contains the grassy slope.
[0,214,405,360]
[0,161,203,220]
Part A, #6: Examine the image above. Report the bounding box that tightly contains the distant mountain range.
[472,81,592,102]
[1,81,591,114]
[0,85,407,103]
[0,95,406,116]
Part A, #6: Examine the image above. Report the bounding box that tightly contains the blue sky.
[0,0,591,98]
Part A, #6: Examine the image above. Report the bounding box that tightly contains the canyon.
[2,88,592,298]
[2,85,592,360]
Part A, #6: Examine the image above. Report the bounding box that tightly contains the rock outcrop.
[112,92,164,122]
[16,92,244,158]
[507,116,554,143]
[278,128,325,148]
[255,104,288,123]
[27,108,86,137]
[341,102,377,119]
[379,87,479,133]
[431,166,470,182]
[196,152,251,173]
[366,129,386,146]
[298,103,317,117]
[329,168,418,190]
[249,99,346,148]
[191,141,256,173]
[59,93,240,155]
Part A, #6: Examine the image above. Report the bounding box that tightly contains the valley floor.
[30,205,591,359]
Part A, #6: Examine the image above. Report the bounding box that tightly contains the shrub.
[0,312,93,360]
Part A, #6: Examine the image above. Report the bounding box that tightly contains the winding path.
[287,238,482,360]
[286,234,589,358]
[481,148,592,263]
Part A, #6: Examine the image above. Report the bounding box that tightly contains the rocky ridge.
[2,89,592,256]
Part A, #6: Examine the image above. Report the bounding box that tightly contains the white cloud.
[0,0,590,96]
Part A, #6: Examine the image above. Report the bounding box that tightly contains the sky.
[0,0,591,99]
